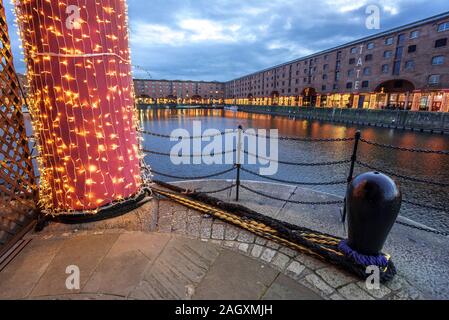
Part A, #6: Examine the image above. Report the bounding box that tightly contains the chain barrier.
[141,128,355,143]
[240,184,344,205]
[402,199,447,213]
[197,184,236,194]
[243,150,351,166]
[356,161,449,187]
[360,138,449,156]
[244,131,355,142]
[143,148,236,157]
[151,167,235,180]
[140,130,227,139]
[142,128,448,237]
[395,220,449,237]
[240,167,347,186]
[152,180,235,195]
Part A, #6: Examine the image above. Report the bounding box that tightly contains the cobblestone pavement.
[0,196,425,300]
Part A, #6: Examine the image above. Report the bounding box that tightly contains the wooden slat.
[0,0,38,253]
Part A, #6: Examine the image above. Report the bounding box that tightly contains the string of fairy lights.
[14,0,151,215]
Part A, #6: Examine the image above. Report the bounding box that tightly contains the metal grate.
[0,0,37,253]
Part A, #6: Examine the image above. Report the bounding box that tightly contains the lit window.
[432,56,445,65]
[438,22,449,32]
[428,75,440,85]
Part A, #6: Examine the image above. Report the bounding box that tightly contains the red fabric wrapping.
[16,0,141,212]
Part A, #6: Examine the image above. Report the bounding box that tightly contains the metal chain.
[395,220,449,237]
[240,167,347,186]
[243,150,351,166]
[356,161,449,187]
[151,167,236,180]
[244,131,355,142]
[360,138,449,155]
[143,149,236,157]
[140,130,227,139]
[240,184,344,205]
[402,199,447,213]
[196,184,236,194]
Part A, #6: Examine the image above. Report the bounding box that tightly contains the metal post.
[342,130,361,222]
[235,125,243,201]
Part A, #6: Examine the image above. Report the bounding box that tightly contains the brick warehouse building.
[223,12,449,112]
[134,79,225,104]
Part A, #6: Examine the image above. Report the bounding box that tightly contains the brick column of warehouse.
[15,0,148,215]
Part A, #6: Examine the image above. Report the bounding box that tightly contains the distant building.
[224,12,449,112]
[133,79,225,104]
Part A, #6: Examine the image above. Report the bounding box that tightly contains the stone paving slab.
[129,237,221,300]
[193,250,279,300]
[83,232,171,297]
[0,238,64,299]
[30,234,120,298]
[262,274,322,300]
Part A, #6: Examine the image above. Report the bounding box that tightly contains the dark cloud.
[4,0,449,81]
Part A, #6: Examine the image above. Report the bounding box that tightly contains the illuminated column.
[15,0,143,213]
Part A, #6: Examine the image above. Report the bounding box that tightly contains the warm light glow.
[15,0,146,214]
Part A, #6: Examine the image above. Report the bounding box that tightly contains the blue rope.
[338,240,388,267]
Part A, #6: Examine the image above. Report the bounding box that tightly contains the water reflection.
[140,108,449,230]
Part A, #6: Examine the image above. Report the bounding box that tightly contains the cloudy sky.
[3,0,449,81]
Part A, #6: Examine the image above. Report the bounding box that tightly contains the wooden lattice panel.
[0,0,37,249]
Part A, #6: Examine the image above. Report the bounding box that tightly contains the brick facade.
[224,12,449,112]
[134,79,225,104]
[133,12,449,112]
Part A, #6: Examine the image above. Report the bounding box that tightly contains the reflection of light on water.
[139,108,449,230]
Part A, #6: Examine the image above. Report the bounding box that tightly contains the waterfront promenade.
[1,180,447,300]
[236,105,449,134]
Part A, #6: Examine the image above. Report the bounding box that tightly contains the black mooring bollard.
[346,172,402,256]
